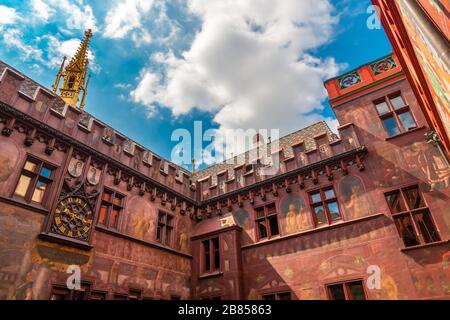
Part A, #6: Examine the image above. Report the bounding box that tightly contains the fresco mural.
[125,196,156,243]
[339,175,372,220]
[177,219,190,254]
[233,208,254,245]
[367,142,450,190]
[396,0,450,137]
[280,194,311,235]
[0,140,19,184]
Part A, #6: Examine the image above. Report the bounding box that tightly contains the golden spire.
[55,29,93,110]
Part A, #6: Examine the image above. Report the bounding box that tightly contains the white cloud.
[0,5,19,25]
[30,0,55,22]
[2,29,44,63]
[132,0,343,140]
[103,0,180,45]
[29,0,97,31]
[103,0,155,40]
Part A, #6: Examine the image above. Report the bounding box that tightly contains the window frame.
[374,93,418,138]
[254,202,280,241]
[308,185,342,227]
[12,155,56,207]
[50,282,92,300]
[261,291,292,300]
[201,236,221,275]
[156,210,174,247]
[326,279,368,300]
[384,185,441,247]
[97,188,125,230]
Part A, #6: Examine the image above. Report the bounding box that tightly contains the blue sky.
[0,0,391,170]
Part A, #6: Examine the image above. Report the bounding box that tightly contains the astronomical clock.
[53,196,94,241]
[41,176,100,249]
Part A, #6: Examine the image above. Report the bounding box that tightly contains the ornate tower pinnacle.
[53,29,92,111]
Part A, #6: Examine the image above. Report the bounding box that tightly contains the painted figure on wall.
[280,194,311,234]
[0,141,19,183]
[339,175,370,220]
[177,220,190,254]
[87,166,101,186]
[126,197,155,242]
[68,157,84,178]
[234,208,254,244]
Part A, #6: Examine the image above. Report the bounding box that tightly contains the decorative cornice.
[0,101,196,206]
[201,146,367,206]
[0,101,369,221]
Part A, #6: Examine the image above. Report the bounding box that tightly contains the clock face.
[53,197,94,240]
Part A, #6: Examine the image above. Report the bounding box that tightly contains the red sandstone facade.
[0,53,449,300]
[372,0,450,155]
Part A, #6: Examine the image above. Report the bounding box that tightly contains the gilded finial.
[54,29,93,110]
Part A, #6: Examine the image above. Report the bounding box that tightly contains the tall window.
[327,281,366,300]
[14,157,55,205]
[202,237,220,274]
[262,292,292,300]
[385,186,440,247]
[375,94,417,137]
[255,203,279,240]
[97,189,124,230]
[309,187,341,226]
[156,211,174,246]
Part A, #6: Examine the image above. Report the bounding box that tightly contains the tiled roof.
[192,121,336,181]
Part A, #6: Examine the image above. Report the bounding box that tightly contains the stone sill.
[400,240,449,253]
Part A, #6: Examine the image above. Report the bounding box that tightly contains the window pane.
[328,284,346,300]
[267,203,276,215]
[258,220,268,239]
[14,175,32,197]
[203,240,210,271]
[413,211,440,244]
[376,101,390,115]
[398,111,417,131]
[324,189,336,199]
[383,116,401,137]
[212,238,220,270]
[112,195,123,206]
[90,292,106,300]
[394,215,420,247]
[278,292,291,300]
[385,191,407,213]
[327,201,341,221]
[403,187,425,209]
[314,205,327,225]
[311,192,322,203]
[158,212,166,223]
[24,161,37,172]
[109,208,120,229]
[156,225,161,241]
[40,167,52,179]
[165,227,172,246]
[347,282,366,300]
[51,288,70,300]
[98,205,108,225]
[256,207,265,219]
[262,294,276,300]
[166,215,174,227]
[102,191,112,202]
[268,215,279,236]
[390,96,406,109]
[31,180,47,203]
